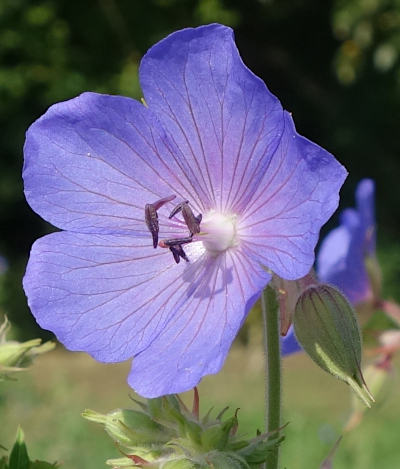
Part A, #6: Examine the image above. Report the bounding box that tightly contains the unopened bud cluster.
[83,392,283,468]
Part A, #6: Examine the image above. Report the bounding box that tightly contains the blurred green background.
[0,0,400,467]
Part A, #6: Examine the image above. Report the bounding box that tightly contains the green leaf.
[30,461,59,468]
[362,310,400,345]
[8,428,29,469]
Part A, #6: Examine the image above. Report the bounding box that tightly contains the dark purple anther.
[145,195,176,248]
[170,245,189,264]
[169,200,189,219]
[145,204,159,248]
[152,194,176,211]
[169,201,202,235]
[182,203,201,235]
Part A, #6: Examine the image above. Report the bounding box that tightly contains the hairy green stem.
[261,286,281,469]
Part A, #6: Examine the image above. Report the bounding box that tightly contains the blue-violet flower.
[317,179,375,304]
[23,24,347,397]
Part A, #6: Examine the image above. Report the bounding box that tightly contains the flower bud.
[0,339,42,367]
[0,316,55,378]
[294,284,374,407]
[82,408,168,447]
[84,390,283,468]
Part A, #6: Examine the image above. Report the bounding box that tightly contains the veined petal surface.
[23,231,270,394]
[129,248,271,397]
[24,231,205,361]
[140,24,284,213]
[238,112,347,280]
[23,92,208,236]
[140,25,347,280]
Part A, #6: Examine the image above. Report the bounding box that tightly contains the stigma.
[199,210,238,254]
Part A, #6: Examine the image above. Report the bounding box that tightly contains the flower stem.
[261,286,281,469]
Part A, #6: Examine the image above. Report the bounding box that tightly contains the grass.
[1,340,400,469]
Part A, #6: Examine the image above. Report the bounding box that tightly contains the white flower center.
[199,210,238,254]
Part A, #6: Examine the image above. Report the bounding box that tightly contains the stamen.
[158,236,193,248]
[145,196,201,264]
[169,200,189,219]
[144,204,159,249]
[145,195,176,248]
[169,245,189,264]
[182,203,201,235]
[169,201,202,235]
[152,194,176,211]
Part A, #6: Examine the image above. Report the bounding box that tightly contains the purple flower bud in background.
[22,24,346,397]
[317,179,376,305]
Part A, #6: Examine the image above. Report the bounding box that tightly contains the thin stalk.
[261,286,281,469]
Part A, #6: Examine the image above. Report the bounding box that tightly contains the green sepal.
[105,457,134,467]
[0,340,41,367]
[237,434,284,465]
[181,420,202,447]
[201,414,237,451]
[162,459,198,469]
[0,316,55,381]
[205,451,250,469]
[83,408,167,447]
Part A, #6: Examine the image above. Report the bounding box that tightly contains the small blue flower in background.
[281,179,376,356]
[317,179,375,304]
[281,326,302,356]
[22,24,346,397]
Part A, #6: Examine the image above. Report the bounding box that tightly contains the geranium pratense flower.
[317,179,375,304]
[23,24,346,397]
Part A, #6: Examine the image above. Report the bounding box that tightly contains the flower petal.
[281,326,302,356]
[317,213,370,304]
[128,249,271,397]
[317,224,353,281]
[23,92,207,235]
[238,112,347,280]
[139,24,284,212]
[23,231,207,362]
[317,180,375,305]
